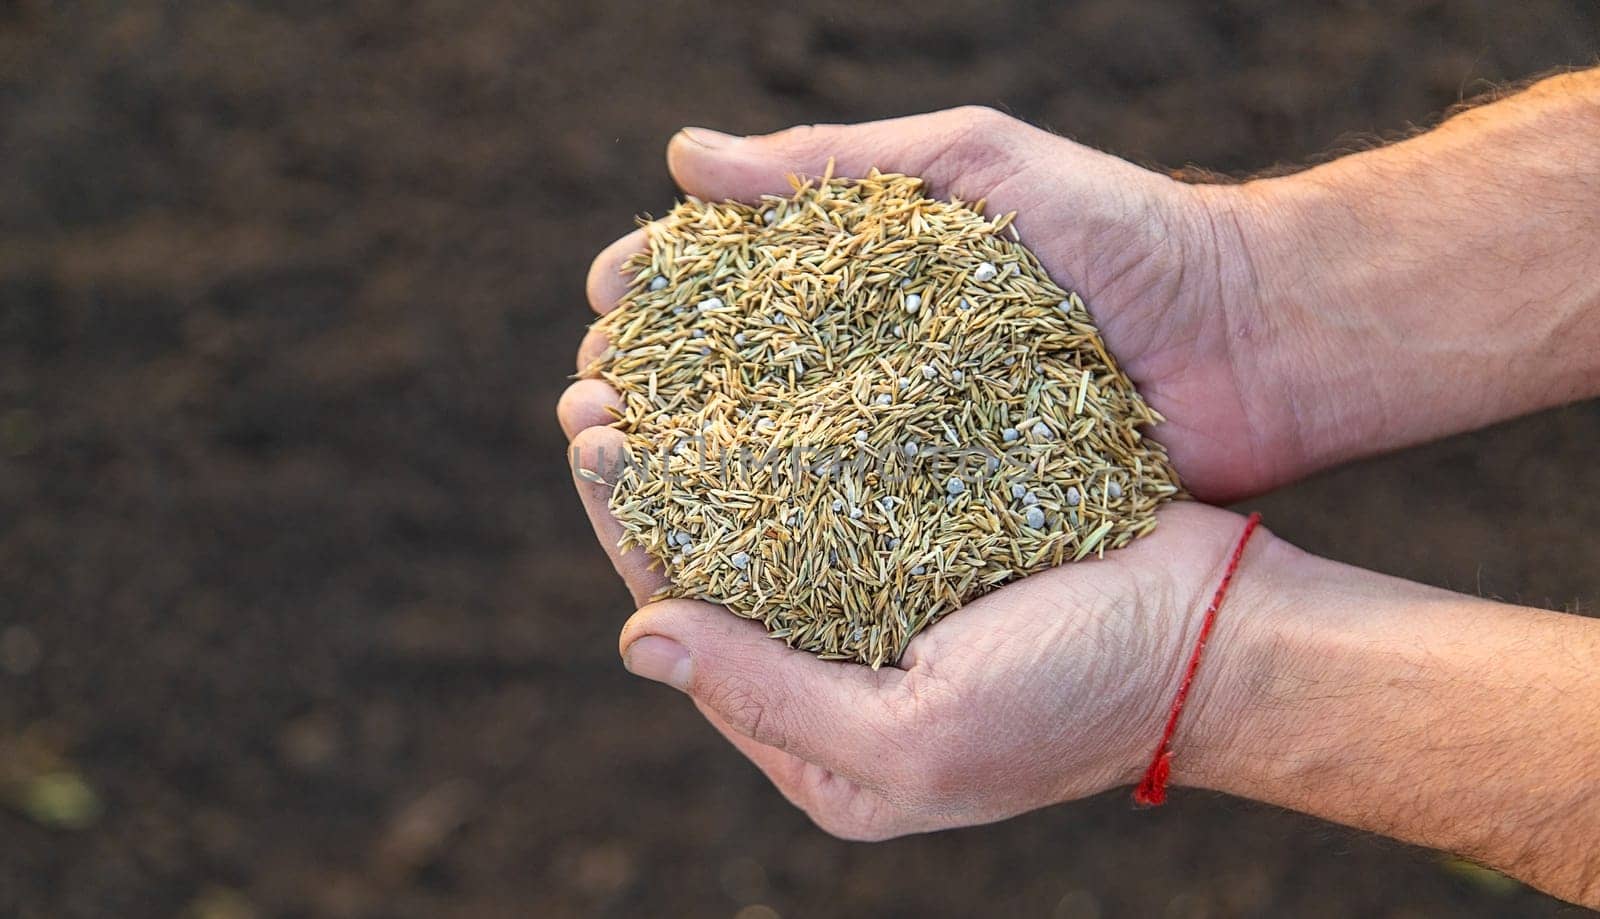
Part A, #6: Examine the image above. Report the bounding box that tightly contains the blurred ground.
[1,1,1598,917]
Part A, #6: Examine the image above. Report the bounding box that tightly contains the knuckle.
[880,678,975,804]
[575,334,610,375]
[583,250,613,299]
[700,673,787,749]
[557,385,589,431]
[926,107,1024,183]
[557,382,582,414]
[882,663,948,734]
[951,104,1009,129]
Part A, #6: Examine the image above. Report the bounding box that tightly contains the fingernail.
[679,126,740,149]
[623,635,692,691]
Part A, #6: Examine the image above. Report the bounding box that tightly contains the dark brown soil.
[2,2,1597,917]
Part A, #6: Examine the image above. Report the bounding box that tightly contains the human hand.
[570,423,1600,889]
[567,435,1272,838]
[569,83,1600,499]
[564,107,1304,501]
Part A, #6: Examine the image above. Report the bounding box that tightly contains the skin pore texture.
[560,69,1600,906]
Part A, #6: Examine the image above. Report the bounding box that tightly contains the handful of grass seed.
[586,168,1182,667]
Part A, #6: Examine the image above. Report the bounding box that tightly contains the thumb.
[619,598,914,787]
[666,106,1052,206]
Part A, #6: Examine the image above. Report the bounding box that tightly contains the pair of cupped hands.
[561,108,1349,838]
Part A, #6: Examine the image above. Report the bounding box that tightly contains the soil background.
[2,2,1598,917]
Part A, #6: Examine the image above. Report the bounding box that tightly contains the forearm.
[1179,539,1600,905]
[1241,68,1600,474]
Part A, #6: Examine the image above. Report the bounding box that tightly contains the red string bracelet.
[1132,512,1263,807]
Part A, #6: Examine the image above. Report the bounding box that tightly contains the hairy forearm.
[1241,68,1600,474]
[1179,539,1600,905]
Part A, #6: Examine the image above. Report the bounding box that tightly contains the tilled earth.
[1,2,1597,916]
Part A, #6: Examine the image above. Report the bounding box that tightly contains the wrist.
[1159,519,1308,795]
[1169,178,1384,496]
[1220,74,1600,479]
[1163,539,1600,905]
[1210,172,1399,486]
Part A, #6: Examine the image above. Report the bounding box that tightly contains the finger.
[568,425,669,604]
[575,327,612,375]
[618,598,910,787]
[585,227,647,316]
[693,699,909,842]
[557,379,623,440]
[666,107,1052,207]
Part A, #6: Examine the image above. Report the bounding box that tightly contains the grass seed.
[585,169,1183,668]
